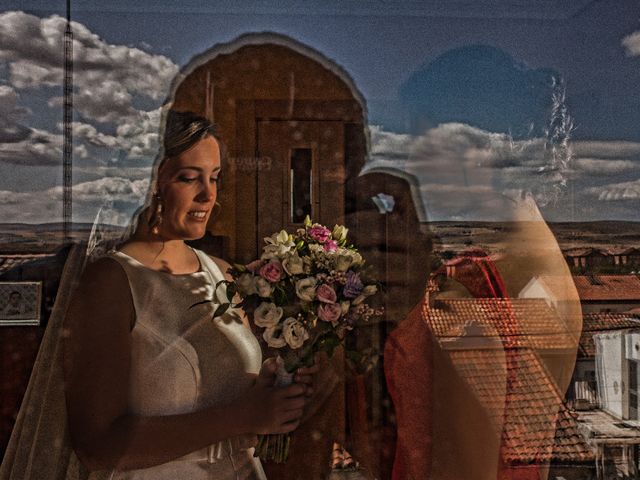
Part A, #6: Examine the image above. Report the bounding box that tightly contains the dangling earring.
[149,194,163,235]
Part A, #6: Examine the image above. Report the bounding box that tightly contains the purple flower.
[308,225,331,243]
[342,271,363,298]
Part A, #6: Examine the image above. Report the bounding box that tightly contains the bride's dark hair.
[162,110,219,162]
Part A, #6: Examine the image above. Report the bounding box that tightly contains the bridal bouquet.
[213,216,383,463]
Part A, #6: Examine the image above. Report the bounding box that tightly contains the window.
[290,148,313,223]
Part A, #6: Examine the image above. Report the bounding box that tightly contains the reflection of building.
[564,247,640,273]
[571,313,640,410]
[575,327,640,479]
[573,275,640,313]
[428,297,577,385]
[424,287,595,479]
[564,248,611,270]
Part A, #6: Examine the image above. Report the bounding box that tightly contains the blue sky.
[1,0,639,223]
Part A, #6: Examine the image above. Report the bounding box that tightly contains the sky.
[0,0,639,224]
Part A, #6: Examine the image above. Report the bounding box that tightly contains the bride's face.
[157,135,221,240]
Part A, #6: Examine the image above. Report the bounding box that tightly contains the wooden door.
[257,120,345,245]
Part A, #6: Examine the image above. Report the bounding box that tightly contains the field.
[1,221,639,255]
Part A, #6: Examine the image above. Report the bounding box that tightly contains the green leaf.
[213,303,231,318]
[226,283,238,300]
[233,263,247,272]
[189,299,211,310]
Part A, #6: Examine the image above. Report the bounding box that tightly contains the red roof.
[578,312,640,357]
[573,275,640,301]
[424,298,578,350]
[448,348,594,463]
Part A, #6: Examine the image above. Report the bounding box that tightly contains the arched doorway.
[171,33,367,263]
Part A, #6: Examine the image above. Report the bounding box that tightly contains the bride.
[60,110,316,479]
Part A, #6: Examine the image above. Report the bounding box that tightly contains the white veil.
[0,106,177,480]
[0,243,89,479]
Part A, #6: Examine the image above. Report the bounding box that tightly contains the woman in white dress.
[62,111,316,479]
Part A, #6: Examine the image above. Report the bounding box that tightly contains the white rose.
[352,294,366,305]
[254,276,274,298]
[362,285,378,296]
[340,300,351,315]
[332,224,348,243]
[261,243,293,260]
[282,317,309,350]
[254,302,283,327]
[350,251,363,266]
[334,254,353,272]
[282,252,304,275]
[263,324,286,348]
[236,273,257,295]
[295,277,317,302]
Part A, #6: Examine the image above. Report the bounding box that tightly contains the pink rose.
[323,240,338,252]
[259,260,283,282]
[316,284,337,304]
[317,303,342,323]
[309,225,331,243]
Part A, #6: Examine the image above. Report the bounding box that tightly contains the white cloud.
[586,179,640,201]
[0,128,63,165]
[622,31,640,57]
[366,123,640,220]
[48,176,149,203]
[0,11,178,105]
[75,165,152,181]
[573,140,640,159]
[0,11,175,167]
[0,176,149,224]
[573,158,637,175]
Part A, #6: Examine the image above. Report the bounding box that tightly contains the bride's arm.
[63,257,307,472]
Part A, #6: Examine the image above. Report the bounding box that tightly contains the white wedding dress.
[94,248,267,479]
[1,245,267,480]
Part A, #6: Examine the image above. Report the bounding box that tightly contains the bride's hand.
[239,359,309,435]
[294,361,319,398]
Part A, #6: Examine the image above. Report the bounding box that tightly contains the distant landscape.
[0,223,125,253]
[1,221,639,254]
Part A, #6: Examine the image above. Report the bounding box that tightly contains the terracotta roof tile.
[424,298,578,350]
[573,275,640,301]
[578,312,640,357]
[448,348,594,463]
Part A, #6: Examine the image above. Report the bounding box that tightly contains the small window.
[290,148,312,223]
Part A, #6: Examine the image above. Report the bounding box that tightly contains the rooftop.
[449,347,594,463]
[424,297,578,350]
[578,312,640,358]
[573,275,640,302]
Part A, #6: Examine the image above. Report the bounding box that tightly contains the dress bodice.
[97,248,265,480]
